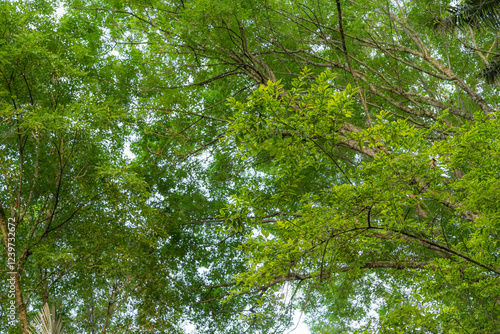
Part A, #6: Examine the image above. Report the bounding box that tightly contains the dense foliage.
[1,0,499,333]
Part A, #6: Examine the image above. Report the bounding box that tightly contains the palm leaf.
[29,303,64,334]
[433,0,500,32]
[432,0,500,84]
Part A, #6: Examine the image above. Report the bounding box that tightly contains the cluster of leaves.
[222,73,499,332]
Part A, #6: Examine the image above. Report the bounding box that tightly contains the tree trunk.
[1,204,30,333]
[15,274,30,334]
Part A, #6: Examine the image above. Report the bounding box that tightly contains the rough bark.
[1,204,31,333]
[15,274,30,334]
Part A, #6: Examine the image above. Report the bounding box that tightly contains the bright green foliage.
[0,2,183,333]
[2,0,499,333]
[222,73,499,332]
[76,0,498,331]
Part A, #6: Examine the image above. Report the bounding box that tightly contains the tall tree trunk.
[0,203,10,260]
[15,274,30,334]
[1,203,30,333]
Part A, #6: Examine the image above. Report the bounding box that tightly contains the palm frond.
[29,303,64,334]
[433,0,500,32]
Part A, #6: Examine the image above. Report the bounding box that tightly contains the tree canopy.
[1,0,499,333]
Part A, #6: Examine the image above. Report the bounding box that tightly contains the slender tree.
[0,2,180,333]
